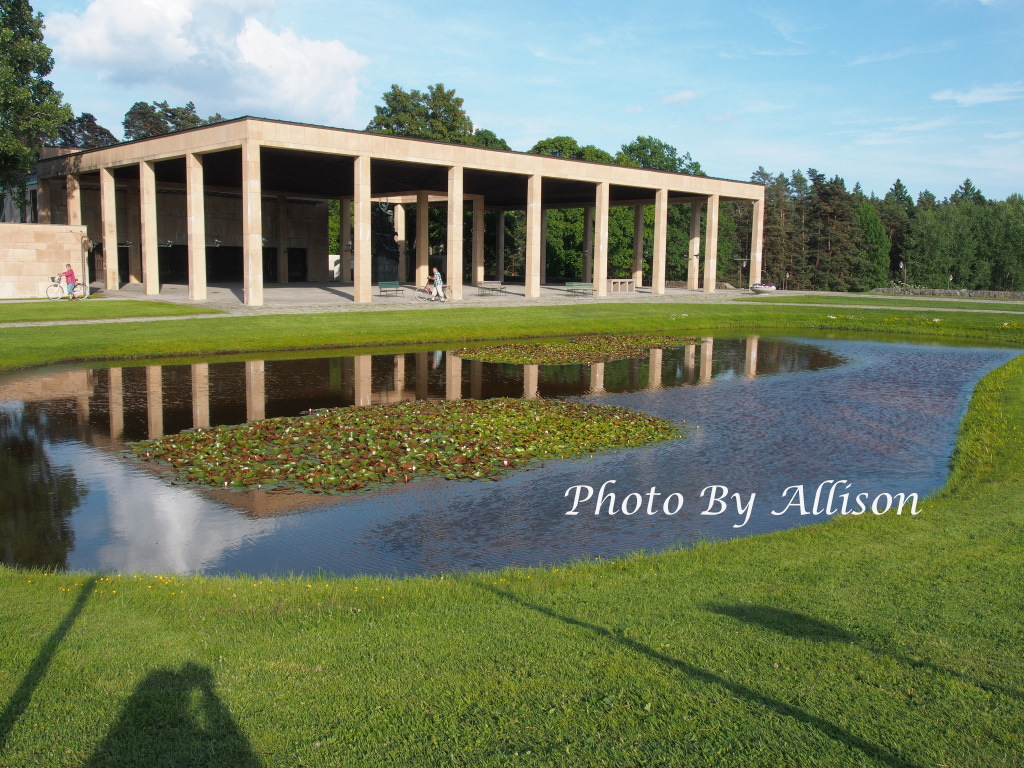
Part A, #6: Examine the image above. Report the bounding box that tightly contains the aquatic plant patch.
[130,398,682,492]
[452,334,695,365]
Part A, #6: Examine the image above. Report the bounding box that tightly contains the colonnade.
[50,148,764,306]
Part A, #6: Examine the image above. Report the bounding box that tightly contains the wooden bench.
[565,282,595,296]
[377,280,403,297]
[478,280,508,296]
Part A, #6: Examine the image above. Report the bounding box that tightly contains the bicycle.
[46,276,87,300]
[414,284,453,302]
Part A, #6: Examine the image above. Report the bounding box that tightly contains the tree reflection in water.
[0,406,86,568]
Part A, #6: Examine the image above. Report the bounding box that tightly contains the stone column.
[352,155,372,303]
[394,204,407,282]
[652,189,668,295]
[186,153,207,300]
[354,355,371,406]
[191,363,210,428]
[100,167,118,290]
[523,364,539,399]
[749,197,764,286]
[525,175,542,298]
[594,182,610,296]
[246,359,265,421]
[745,335,759,379]
[340,198,352,282]
[66,174,81,226]
[495,209,505,281]
[688,202,702,290]
[648,349,663,390]
[241,140,264,306]
[702,194,720,293]
[146,365,163,438]
[108,367,123,442]
[140,161,159,296]
[632,204,645,286]
[583,205,594,281]
[37,179,51,224]
[277,195,289,283]
[471,197,484,286]
[446,166,464,300]
[415,191,429,287]
[394,354,406,398]
[699,337,714,385]
[540,209,547,285]
[446,353,462,400]
[127,183,142,283]
[684,344,696,383]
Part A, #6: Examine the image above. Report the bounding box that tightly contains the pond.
[0,336,1018,577]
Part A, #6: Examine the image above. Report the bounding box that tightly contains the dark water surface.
[1,337,1017,577]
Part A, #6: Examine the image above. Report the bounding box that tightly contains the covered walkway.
[34,118,765,306]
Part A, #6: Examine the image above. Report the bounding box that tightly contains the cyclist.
[431,266,446,302]
[60,263,79,300]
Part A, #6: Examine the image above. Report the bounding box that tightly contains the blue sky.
[35,0,1024,200]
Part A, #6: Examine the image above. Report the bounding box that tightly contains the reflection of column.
[76,394,91,426]
[688,203,702,290]
[394,354,406,398]
[648,348,663,390]
[415,352,429,400]
[589,362,605,394]
[446,354,462,400]
[146,365,163,438]
[470,360,482,399]
[523,364,539,399]
[745,336,759,380]
[699,338,714,385]
[354,355,372,406]
[108,367,123,442]
[245,360,265,422]
[685,344,696,383]
[191,363,210,428]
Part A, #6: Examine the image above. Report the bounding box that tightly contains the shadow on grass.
[706,603,1023,703]
[0,577,96,754]
[83,662,263,768]
[480,584,921,768]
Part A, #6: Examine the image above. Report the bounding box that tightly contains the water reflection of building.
[0,337,844,517]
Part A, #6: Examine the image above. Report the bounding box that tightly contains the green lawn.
[0,304,1022,766]
[738,292,1024,312]
[0,300,223,324]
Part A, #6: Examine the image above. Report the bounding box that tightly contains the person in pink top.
[60,263,78,299]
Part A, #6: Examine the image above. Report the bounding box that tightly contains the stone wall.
[873,287,1024,300]
[0,223,89,299]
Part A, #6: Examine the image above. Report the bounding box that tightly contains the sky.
[33,0,1024,200]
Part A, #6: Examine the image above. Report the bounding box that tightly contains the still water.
[1,337,1017,577]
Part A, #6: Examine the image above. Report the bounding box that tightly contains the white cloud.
[932,82,1024,106]
[662,90,700,105]
[47,0,368,127]
[626,105,643,113]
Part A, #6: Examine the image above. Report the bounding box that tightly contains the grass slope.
[738,293,1024,312]
[0,300,223,324]
[0,304,1022,767]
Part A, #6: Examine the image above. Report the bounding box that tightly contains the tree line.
[2,0,1020,291]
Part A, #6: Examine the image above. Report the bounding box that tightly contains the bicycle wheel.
[415,287,431,301]
[71,283,88,299]
[443,286,453,301]
[46,283,63,300]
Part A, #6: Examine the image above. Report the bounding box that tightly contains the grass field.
[1,303,1022,767]
[738,292,1024,312]
[0,300,223,324]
